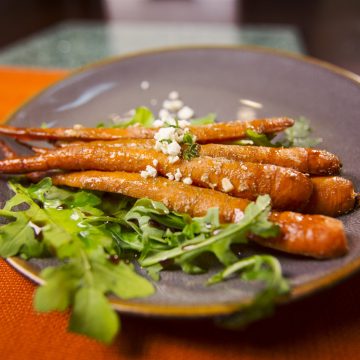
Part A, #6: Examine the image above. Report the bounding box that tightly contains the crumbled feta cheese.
[167,141,182,156]
[234,209,244,223]
[238,182,249,192]
[64,129,77,136]
[153,119,164,128]
[153,101,198,163]
[164,117,177,127]
[182,177,193,185]
[168,91,179,100]
[108,113,121,122]
[154,141,163,151]
[159,109,170,120]
[154,127,177,142]
[146,165,157,177]
[166,172,174,181]
[152,159,158,166]
[178,106,194,120]
[73,124,84,130]
[140,165,157,178]
[178,119,191,129]
[221,178,234,193]
[140,81,150,90]
[168,155,180,164]
[174,168,182,181]
[162,99,184,112]
[201,173,209,182]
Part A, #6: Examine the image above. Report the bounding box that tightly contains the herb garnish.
[190,113,217,126]
[233,117,322,148]
[182,133,200,160]
[280,116,322,147]
[97,106,155,128]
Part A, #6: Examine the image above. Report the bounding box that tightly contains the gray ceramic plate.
[2,46,360,317]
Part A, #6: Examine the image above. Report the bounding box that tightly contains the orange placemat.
[1,66,360,360]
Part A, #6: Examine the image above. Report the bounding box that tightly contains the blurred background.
[0,0,359,73]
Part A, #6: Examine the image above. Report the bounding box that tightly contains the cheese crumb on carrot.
[174,168,182,181]
[221,178,234,193]
[182,177,193,185]
[140,165,157,178]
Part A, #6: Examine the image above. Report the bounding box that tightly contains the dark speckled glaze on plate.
[2,46,360,317]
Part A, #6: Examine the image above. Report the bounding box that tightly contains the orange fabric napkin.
[1,66,360,360]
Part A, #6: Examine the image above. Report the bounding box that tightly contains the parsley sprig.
[182,133,200,160]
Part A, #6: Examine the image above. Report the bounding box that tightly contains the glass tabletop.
[0,21,304,68]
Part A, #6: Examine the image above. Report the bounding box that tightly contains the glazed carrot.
[0,145,313,210]
[51,170,347,259]
[53,139,342,175]
[305,177,358,216]
[0,140,50,182]
[0,140,17,159]
[192,117,294,143]
[200,144,342,175]
[0,117,294,143]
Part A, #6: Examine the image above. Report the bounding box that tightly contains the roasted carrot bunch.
[0,144,314,211]
[0,117,357,259]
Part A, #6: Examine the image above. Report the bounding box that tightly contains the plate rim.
[3,44,360,317]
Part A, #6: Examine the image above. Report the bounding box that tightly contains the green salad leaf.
[0,179,289,342]
[0,180,155,343]
[231,117,322,148]
[98,106,154,128]
[215,255,289,328]
[280,116,322,148]
[190,113,217,126]
[69,286,119,343]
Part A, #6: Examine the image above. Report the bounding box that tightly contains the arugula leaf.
[34,256,154,343]
[230,117,321,148]
[98,107,154,128]
[129,107,155,128]
[191,113,216,126]
[69,287,119,344]
[140,195,278,267]
[0,178,288,342]
[91,259,154,299]
[214,256,289,328]
[0,209,45,258]
[280,116,322,148]
[244,129,276,147]
[35,261,81,312]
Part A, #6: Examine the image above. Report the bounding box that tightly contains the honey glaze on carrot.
[306,177,357,216]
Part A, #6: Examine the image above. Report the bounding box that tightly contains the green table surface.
[0,21,304,68]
